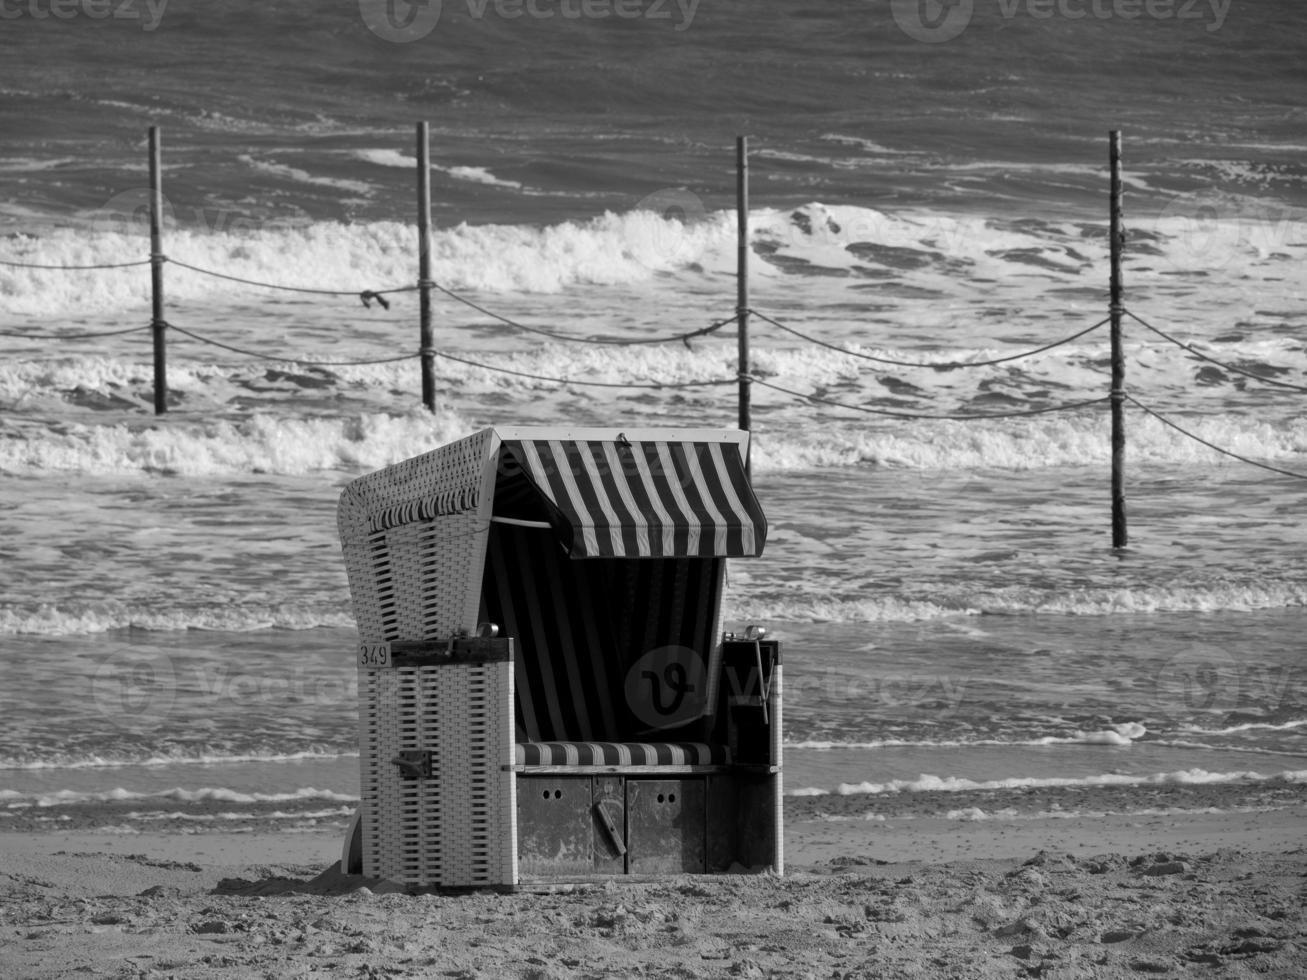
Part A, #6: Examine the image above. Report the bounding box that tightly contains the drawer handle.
[593,800,626,856]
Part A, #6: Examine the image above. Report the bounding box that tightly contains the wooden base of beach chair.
[516,770,780,879]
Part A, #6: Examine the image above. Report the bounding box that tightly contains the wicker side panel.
[358,662,516,887]
[338,429,495,642]
[378,512,483,641]
[358,667,384,879]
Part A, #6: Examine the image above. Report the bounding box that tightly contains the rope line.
[1125,310,1307,393]
[0,324,153,340]
[433,281,737,347]
[749,309,1111,369]
[165,258,418,305]
[750,376,1110,420]
[168,323,417,366]
[436,350,733,390]
[0,258,154,270]
[1126,395,1307,480]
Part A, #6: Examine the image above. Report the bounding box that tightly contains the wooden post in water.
[149,126,167,415]
[417,122,436,413]
[736,135,751,473]
[1109,130,1127,549]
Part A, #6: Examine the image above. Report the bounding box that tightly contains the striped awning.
[500,438,767,558]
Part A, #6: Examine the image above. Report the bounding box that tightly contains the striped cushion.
[515,741,730,767]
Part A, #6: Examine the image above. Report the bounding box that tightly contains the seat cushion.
[515,741,730,767]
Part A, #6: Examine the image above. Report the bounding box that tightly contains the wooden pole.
[1109,130,1127,549]
[149,126,167,416]
[417,121,436,413]
[736,136,751,472]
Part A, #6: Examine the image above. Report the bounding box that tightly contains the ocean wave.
[0,749,359,772]
[0,599,357,637]
[4,575,1304,637]
[1,353,1303,478]
[3,202,1302,316]
[944,803,1282,822]
[1179,719,1307,737]
[0,785,358,809]
[126,806,356,822]
[788,723,1148,751]
[788,767,1307,798]
[735,580,1307,623]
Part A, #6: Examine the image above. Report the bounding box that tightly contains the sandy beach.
[3,783,1303,979]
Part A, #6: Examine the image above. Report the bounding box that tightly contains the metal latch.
[593,800,627,856]
[392,750,432,779]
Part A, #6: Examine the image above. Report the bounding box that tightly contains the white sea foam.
[788,723,1148,752]
[0,602,357,637]
[1,368,1302,479]
[0,785,358,809]
[944,804,1280,821]
[4,201,1300,316]
[237,155,372,196]
[0,749,359,772]
[1180,719,1307,737]
[810,767,1307,798]
[126,806,356,822]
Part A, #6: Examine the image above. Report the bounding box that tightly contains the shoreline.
[3,781,1305,978]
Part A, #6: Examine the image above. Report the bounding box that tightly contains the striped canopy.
[500,437,767,559]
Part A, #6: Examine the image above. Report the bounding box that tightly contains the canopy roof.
[497,432,766,559]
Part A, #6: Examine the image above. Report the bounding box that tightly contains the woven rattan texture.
[358,662,516,886]
[338,430,493,642]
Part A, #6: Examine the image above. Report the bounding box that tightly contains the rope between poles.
[1125,394,1307,480]
[168,323,418,366]
[435,350,733,389]
[1125,309,1307,393]
[749,309,1111,369]
[433,281,738,347]
[750,376,1111,420]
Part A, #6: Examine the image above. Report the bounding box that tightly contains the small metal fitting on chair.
[392,750,432,780]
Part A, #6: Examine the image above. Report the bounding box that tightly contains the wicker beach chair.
[337,426,781,888]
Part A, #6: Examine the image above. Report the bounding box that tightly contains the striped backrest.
[479,522,723,743]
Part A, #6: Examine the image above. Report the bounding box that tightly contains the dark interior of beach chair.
[479,462,781,878]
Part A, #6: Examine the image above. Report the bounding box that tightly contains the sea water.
[1,0,1304,837]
